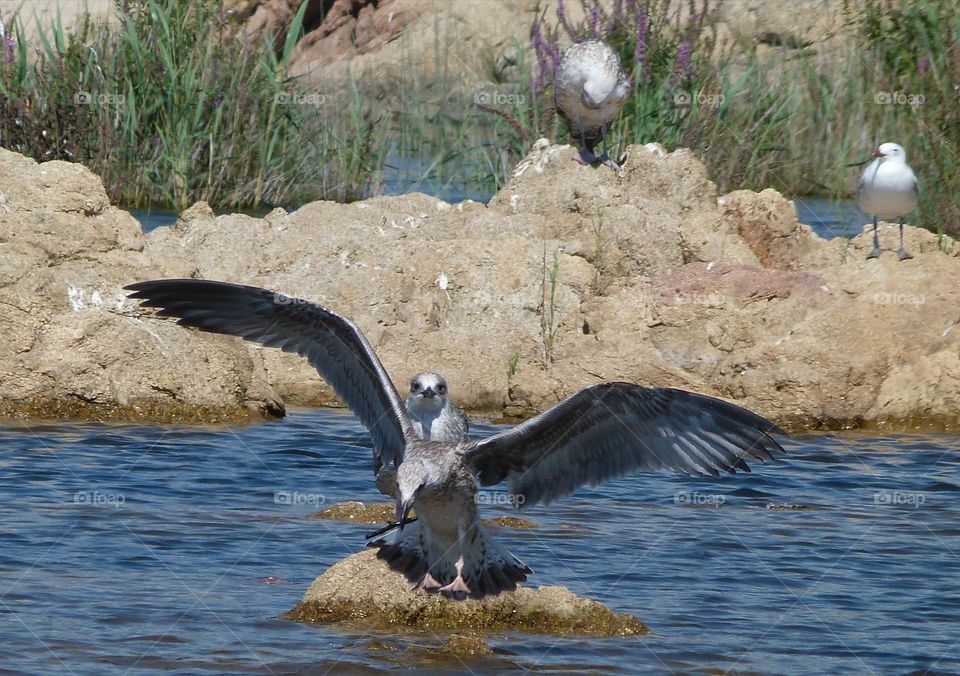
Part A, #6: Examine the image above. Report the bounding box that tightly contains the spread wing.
[125,279,414,472]
[462,382,786,508]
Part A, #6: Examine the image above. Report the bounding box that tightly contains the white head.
[407,372,449,414]
[874,142,908,163]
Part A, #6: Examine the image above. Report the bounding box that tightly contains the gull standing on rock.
[857,142,920,260]
[554,39,632,169]
[126,279,787,601]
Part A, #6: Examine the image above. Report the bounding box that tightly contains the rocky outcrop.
[284,549,647,635]
[2,142,958,429]
[0,149,282,422]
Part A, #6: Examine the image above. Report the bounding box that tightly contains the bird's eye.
[411,381,420,392]
[438,384,446,394]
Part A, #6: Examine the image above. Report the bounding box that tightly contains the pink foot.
[416,571,444,593]
[437,556,471,600]
[438,575,471,600]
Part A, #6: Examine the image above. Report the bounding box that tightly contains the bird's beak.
[396,497,414,529]
[420,387,435,399]
[872,149,884,158]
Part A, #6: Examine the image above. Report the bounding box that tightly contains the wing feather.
[462,382,786,508]
[125,279,413,470]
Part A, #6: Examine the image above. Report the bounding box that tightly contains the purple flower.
[2,37,15,65]
[556,0,577,39]
[634,8,648,74]
[675,41,692,79]
[531,17,559,91]
[589,5,603,39]
[917,56,930,78]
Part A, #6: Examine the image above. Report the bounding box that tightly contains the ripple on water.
[0,412,958,672]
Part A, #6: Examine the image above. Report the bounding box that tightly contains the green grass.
[0,0,384,210]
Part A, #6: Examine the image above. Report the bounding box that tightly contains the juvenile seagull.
[406,372,469,443]
[126,279,786,601]
[374,372,469,501]
[857,142,920,260]
[554,39,631,169]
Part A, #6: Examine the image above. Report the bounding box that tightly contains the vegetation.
[0,0,955,235]
[514,0,959,235]
[0,0,383,210]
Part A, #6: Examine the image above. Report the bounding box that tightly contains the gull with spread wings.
[126,279,786,600]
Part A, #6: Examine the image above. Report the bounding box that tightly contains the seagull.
[554,39,631,169]
[406,372,469,443]
[126,279,787,601]
[373,372,470,502]
[857,142,920,260]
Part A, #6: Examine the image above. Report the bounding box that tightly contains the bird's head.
[407,372,449,414]
[395,461,426,529]
[874,142,907,163]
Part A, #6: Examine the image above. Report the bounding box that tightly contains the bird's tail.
[372,519,531,600]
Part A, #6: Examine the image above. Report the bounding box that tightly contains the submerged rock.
[312,501,396,525]
[284,550,647,636]
[313,501,538,530]
[482,516,538,529]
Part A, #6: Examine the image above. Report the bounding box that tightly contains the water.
[2,410,957,673]
[132,209,180,233]
[795,198,868,240]
[379,149,493,204]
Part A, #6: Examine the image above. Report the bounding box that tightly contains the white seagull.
[857,142,920,260]
[554,39,631,169]
[126,279,786,601]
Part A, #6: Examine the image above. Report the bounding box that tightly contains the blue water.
[1,410,958,673]
[795,198,868,240]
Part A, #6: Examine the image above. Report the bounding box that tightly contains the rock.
[441,633,492,656]
[2,142,960,431]
[313,501,395,525]
[482,516,538,529]
[284,550,647,636]
[0,148,283,422]
[866,349,960,431]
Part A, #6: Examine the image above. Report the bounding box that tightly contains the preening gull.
[126,279,786,600]
[554,39,631,169]
[857,142,919,260]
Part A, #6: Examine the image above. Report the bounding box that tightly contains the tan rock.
[284,549,648,635]
[2,142,959,432]
[0,149,283,422]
